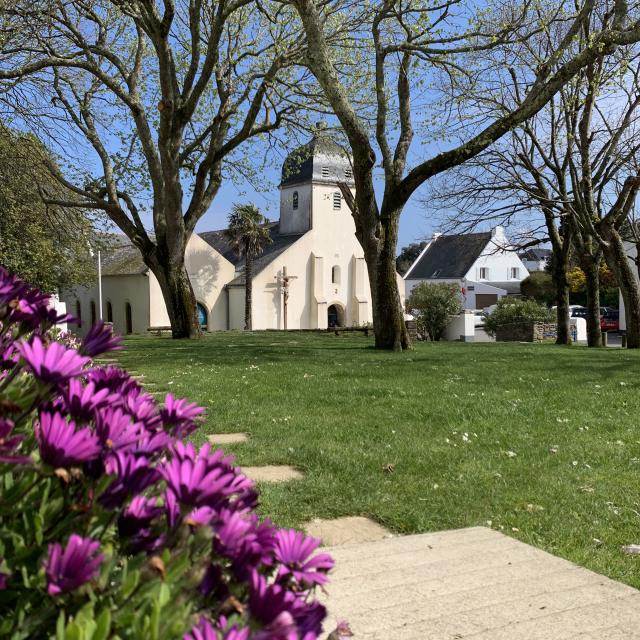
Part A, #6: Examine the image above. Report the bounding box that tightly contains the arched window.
[292,191,299,210]
[196,302,208,329]
[331,265,341,284]
[125,302,133,334]
[333,192,341,210]
[106,301,113,323]
[90,300,96,325]
[75,300,82,327]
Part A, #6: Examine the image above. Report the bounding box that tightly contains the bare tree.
[288,0,640,350]
[0,0,324,337]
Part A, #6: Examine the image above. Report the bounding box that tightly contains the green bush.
[521,271,555,305]
[407,282,463,341]
[483,297,554,336]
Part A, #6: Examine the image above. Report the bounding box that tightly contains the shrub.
[520,272,554,305]
[483,297,554,336]
[407,282,463,341]
[0,267,333,639]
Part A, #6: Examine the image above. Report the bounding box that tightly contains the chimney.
[432,231,443,241]
[491,225,505,239]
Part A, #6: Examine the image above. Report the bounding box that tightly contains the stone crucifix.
[276,266,297,330]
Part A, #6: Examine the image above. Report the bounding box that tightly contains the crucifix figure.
[275,266,297,330]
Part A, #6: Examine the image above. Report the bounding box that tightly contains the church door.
[328,304,339,328]
[196,302,208,329]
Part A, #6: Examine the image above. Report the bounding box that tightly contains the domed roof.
[280,130,355,187]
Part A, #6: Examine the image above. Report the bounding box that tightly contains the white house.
[519,247,551,272]
[61,132,403,335]
[403,227,529,310]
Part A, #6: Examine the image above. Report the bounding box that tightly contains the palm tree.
[225,204,272,330]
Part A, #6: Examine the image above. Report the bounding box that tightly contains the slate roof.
[519,247,551,262]
[199,221,304,286]
[100,235,147,276]
[405,232,491,280]
[281,131,355,188]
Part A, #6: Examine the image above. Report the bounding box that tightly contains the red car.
[601,309,620,332]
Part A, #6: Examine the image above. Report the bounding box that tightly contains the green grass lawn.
[111,332,640,587]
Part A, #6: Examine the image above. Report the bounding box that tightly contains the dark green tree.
[0,127,101,292]
[396,242,427,276]
[225,204,272,330]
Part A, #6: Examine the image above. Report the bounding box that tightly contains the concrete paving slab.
[306,517,393,546]
[241,465,303,483]
[321,527,640,639]
[208,433,249,446]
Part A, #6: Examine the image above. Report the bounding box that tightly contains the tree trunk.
[601,227,640,348]
[244,247,253,331]
[371,217,410,351]
[550,248,572,345]
[147,257,200,339]
[580,254,603,347]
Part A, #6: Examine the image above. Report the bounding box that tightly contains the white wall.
[280,184,312,234]
[466,227,529,284]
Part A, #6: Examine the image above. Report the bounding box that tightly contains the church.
[62,133,400,334]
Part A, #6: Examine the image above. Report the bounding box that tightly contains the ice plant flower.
[118,496,163,538]
[37,411,101,468]
[0,418,32,464]
[18,336,90,385]
[160,393,205,437]
[274,529,334,587]
[95,407,145,452]
[161,442,253,508]
[80,321,122,357]
[44,535,103,595]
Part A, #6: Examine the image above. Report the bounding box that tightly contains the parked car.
[601,308,620,332]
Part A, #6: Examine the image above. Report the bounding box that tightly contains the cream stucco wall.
[61,274,150,337]
[61,233,234,335]
[231,181,396,330]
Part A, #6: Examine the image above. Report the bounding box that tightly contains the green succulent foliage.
[407,282,463,341]
[483,297,554,336]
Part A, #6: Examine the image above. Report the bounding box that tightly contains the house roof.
[199,221,304,286]
[405,232,491,280]
[101,235,148,276]
[519,247,551,262]
[280,130,355,188]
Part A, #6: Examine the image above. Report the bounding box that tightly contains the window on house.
[510,267,520,279]
[321,166,329,178]
[292,191,299,209]
[331,265,341,284]
[431,269,441,277]
[90,300,96,325]
[333,192,341,210]
[106,301,113,323]
[75,300,82,327]
[125,302,133,334]
[479,267,489,280]
[345,168,352,179]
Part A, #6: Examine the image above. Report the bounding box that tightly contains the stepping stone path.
[305,516,392,546]
[208,433,249,446]
[320,526,640,639]
[241,465,303,483]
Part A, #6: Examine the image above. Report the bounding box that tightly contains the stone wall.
[496,322,558,342]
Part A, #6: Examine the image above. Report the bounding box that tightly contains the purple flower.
[37,411,101,468]
[60,379,113,422]
[87,366,139,395]
[185,617,251,640]
[160,394,204,437]
[0,266,28,307]
[44,534,103,595]
[249,571,297,629]
[118,496,163,537]
[0,558,8,591]
[100,451,160,509]
[18,336,90,385]
[0,418,32,464]
[124,389,162,432]
[274,530,334,587]
[95,407,145,452]
[80,321,122,357]
[160,442,253,509]
[212,509,275,580]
